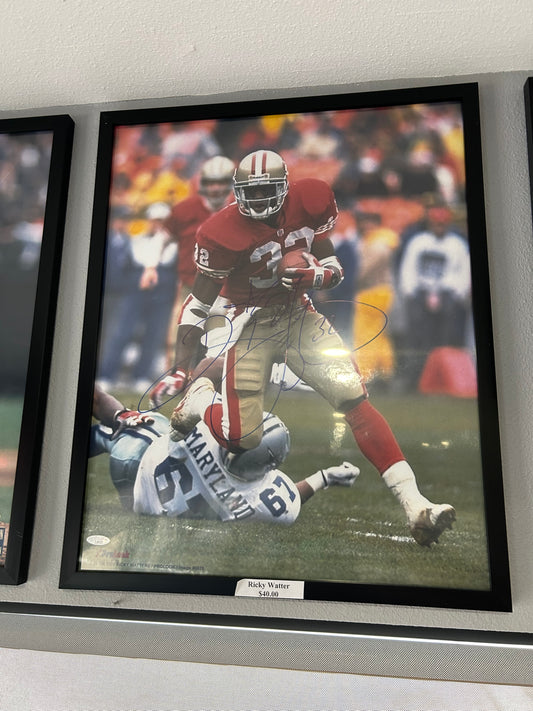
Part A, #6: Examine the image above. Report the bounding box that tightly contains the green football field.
[78,386,491,592]
[0,397,23,524]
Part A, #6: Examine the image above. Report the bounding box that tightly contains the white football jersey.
[133,420,301,524]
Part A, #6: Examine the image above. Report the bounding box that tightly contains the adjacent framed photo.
[60,83,510,612]
[0,114,74,584]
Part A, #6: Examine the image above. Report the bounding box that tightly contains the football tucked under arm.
[280,251,344,291]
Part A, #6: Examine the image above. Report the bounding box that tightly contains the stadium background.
[97,103,470,391]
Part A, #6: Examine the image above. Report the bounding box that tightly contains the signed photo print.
[61,84,510,611]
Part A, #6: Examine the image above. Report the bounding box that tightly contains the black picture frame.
[0,114,74,584]
[60,82,510,612]
[524,78,533,217]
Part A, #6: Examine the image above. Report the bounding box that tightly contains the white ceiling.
[1,0,532,110]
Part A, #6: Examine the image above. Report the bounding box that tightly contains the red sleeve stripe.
[196,263,231,279]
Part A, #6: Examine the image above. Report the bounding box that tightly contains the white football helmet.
[221,412,291,482]
[198,156,234,211]
[145,201,171,220]
[233,150,289,219]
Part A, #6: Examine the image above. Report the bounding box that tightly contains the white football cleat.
[170,377,215,441]
[408,503,456,546]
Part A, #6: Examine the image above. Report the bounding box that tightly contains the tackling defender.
[151,149,456,545]
[92,385,359,523]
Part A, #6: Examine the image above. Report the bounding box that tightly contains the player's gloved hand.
[322,461,360,488]
[112,409,155,440]
[149,368,189,408]
[281,252,342,291]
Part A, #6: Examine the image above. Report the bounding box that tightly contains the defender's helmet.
[233,150,288,219]
[198,155,234,210]
[221,413,291,482]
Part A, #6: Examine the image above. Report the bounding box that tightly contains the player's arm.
[296,461,360,504]
[282,237,344,291]
[150,272,222,407]
[174,272,222,371]
[93,384,154,438]
[93,384,125,425]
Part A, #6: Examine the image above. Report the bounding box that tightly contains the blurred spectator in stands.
[333,141,390,209]
[111,126,163,213]
[112,146,190,216]
[139,155,192,209]
[109,172,136,212]
[159,121,222,178]
[331,135,363,210]
[285,113,344,185]
[401,140,457,201]
[396,203,471,391]
[97,202,177,391]
[98,205,136,356]
[227,115,294,156]
[295,113,345,160]
[314,209,359,347]
[353,211,399,387]
[1,133,52,213]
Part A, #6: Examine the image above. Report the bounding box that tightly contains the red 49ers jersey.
[194,178,337,305]
[164,194,213,287]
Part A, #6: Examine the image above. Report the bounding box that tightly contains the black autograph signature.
[135,276,388,429]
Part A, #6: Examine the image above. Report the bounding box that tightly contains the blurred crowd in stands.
[0,132,52,392]
[94,104,474,395]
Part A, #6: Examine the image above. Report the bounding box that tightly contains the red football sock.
[204,403,242,452]
[345,399,404,474]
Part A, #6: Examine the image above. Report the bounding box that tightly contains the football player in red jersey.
[140,155,235,363]
[151,149,455,546]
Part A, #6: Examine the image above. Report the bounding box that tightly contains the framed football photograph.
[60,83,510,612]
[0,114,74,584]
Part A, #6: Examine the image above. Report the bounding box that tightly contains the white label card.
[235,578,305,599]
